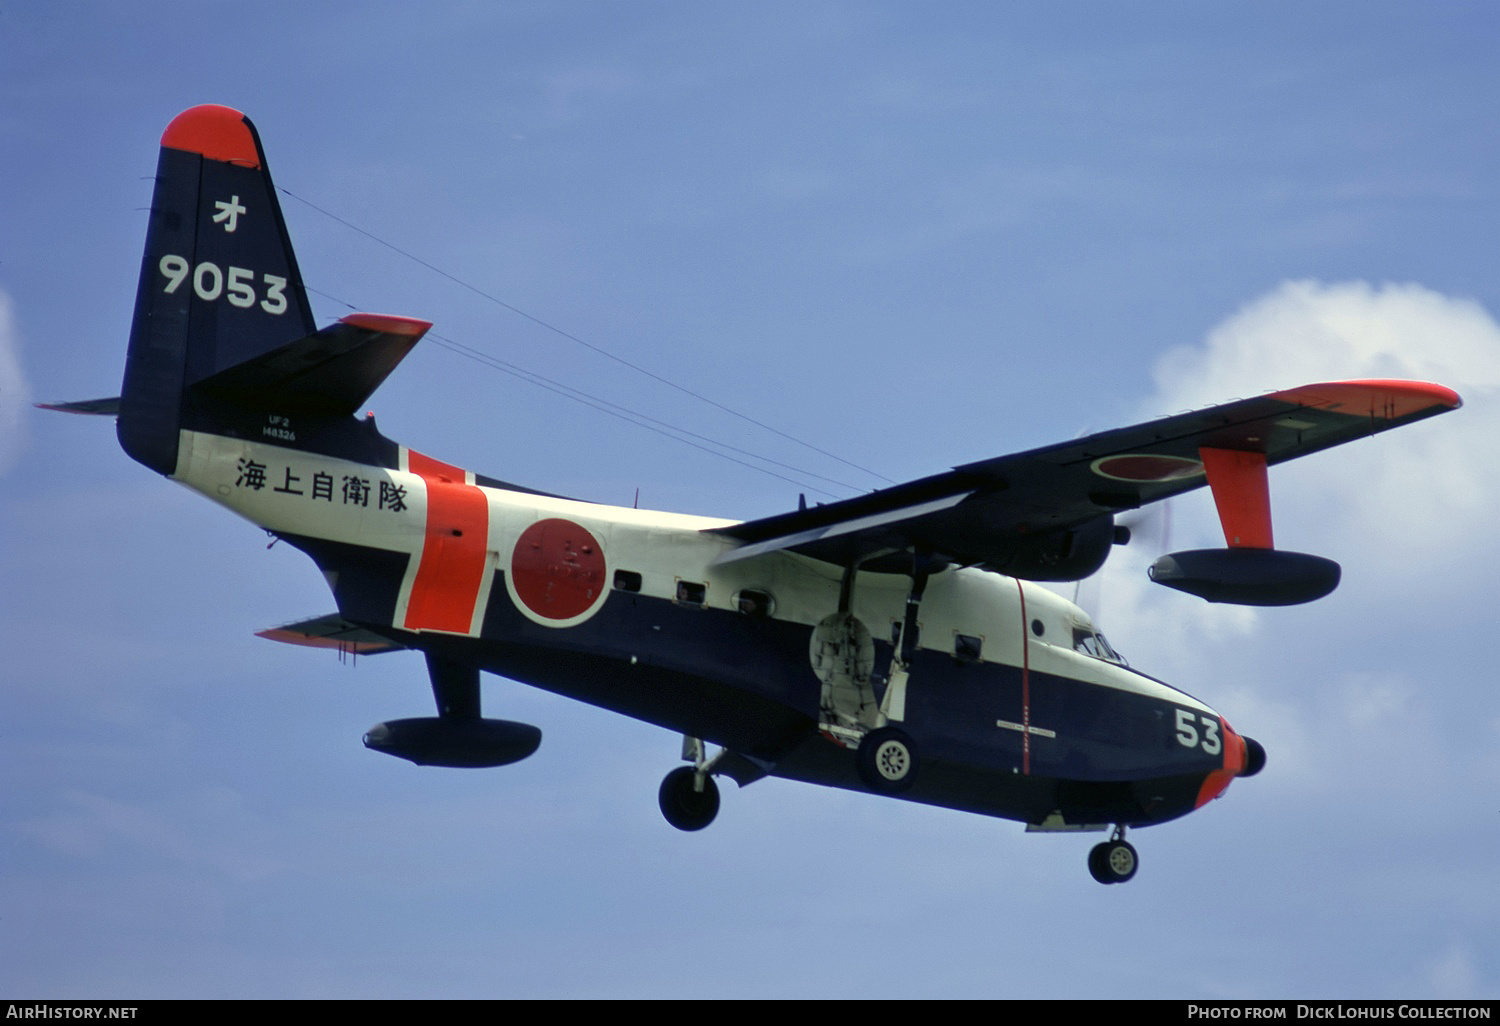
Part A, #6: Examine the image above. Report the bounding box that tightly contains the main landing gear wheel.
[658,766,720,832]
[1088,839,1139,885]
[856,726,919,794]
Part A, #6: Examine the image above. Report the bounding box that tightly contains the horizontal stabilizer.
[256,613,405,654]
[36,397,122,416]
[192,313,430,417]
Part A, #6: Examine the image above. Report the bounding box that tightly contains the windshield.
[1072,626,1127,666]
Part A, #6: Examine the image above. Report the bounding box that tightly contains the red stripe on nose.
[1194,718,1248,808]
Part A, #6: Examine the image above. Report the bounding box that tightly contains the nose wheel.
[1088,827,1139,885]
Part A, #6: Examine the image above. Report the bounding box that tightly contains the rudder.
[118,104,317,475]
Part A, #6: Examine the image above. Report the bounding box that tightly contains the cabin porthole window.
[675,580,707,607]
[1031,619,1045,638]
[954,633,983,664]
[613,569,642,593]
[734,588,775,619]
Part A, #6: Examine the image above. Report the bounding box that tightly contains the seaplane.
[44,105,1462,883]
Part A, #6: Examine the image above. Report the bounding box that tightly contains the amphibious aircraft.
[47,105,1461,883]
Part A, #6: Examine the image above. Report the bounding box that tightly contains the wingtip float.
[49,105,1461,885]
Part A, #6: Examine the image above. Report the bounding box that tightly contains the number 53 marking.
[1175,709,1221,755]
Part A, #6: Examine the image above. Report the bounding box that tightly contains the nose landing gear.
[1088,826,1139,885]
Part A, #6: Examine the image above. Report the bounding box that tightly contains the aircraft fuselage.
[176,425,1243,830]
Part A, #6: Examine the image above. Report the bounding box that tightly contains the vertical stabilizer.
[118,104,316,475]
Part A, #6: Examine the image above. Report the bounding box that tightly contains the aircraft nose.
[1194,718,1264,808]
[1240,735,1267,777]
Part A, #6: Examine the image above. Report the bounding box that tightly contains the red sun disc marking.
[1092,454,1203,483]
[511,519,606,620]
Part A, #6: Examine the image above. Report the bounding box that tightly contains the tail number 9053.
[159,255,287,315]
[1174,709,1221,755]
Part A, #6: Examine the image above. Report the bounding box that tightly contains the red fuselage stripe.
[1016,579,1031,775]
[403,450,490,633]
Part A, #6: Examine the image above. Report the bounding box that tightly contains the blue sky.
[3,1,1499,998]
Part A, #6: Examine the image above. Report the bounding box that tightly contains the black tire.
[658,766,720,831]
[1088,843,1112,883]
[1088,840,1139,884]
[856,727,919,794]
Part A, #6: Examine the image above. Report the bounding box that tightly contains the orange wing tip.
[161,104,261,168]
[340,313,433,337]
[1269,379,1462,417]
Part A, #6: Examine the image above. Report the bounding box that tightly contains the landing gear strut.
[816,551,937,792]
[1088,825,1139,885]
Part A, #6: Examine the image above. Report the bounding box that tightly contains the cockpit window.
[1073,627,1127,666]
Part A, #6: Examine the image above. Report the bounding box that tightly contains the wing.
[708,379,1460,578]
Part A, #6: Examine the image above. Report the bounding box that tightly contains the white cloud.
[1153,281,1500,407]
[1086,280,1500,713]
[0,289,30,475]
[1147,281,1500,582]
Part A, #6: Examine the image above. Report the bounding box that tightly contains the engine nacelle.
[988,514,1119,582]
[363,716,542,768]
[1148,548,1340,606]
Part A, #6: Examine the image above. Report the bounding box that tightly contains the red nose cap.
[161,104,260,168]
[1194,718,1249,808]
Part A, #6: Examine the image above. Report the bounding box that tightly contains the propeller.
[1072,501,1173,618]
[1118,501,1172,555]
